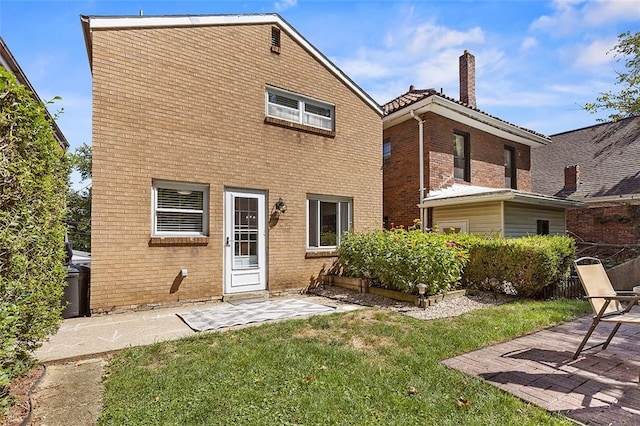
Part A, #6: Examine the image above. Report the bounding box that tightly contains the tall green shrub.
[449,234,576,297]
[339,229,468,295]
[0,68,69,407]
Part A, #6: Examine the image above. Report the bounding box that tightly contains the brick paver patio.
[443,316,640,425]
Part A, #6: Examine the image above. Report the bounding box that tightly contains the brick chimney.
[459,50,476,108]
[564,165,580,190]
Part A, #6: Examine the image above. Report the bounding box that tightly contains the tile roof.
[531,116,640,201]
[383,86,548,140]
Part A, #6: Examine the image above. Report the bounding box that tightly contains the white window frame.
[152,180,209,236]
[307,196,352,250]
[266,86,335,131]
[437,220,468,234]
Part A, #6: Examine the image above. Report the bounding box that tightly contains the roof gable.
[532,116,640,201]
[80,13,382,116]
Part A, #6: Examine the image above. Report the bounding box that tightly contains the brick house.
[532,117,640,246]
[80,14,382,312]
[383,51,582,236]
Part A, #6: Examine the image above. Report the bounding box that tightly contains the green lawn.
[99,299,589,425]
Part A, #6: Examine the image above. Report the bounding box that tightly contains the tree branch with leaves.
[585,31,640,122]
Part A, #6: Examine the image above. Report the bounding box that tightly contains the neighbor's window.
[308,196,351,249]
[383,138,391,163]
[537,219,550,236]
[266,87,334,131]
[504,146,517,189]
[152,181,209,236]
[437,221,468,234]
[454,132,470,182]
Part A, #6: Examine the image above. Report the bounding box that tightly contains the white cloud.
[571,37,618,68]
[408,23,485,52]
[530,0,640,34]
[274,0,297,12]
[520,37,538,51]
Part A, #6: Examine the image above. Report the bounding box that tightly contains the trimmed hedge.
[447,234,576,297]
[338,229,468,296]
[0,68,69,411]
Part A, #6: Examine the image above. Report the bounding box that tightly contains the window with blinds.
[153,181,209,236]
[266,87,334,131]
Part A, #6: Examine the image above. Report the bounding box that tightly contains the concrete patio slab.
[36,295,361,363]
[443,316,640,425]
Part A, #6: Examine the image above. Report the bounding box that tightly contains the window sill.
[305,250,339,259]
[149,236,209,247]
[264,116,336,138]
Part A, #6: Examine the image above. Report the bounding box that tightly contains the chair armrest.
[584,295,640,301]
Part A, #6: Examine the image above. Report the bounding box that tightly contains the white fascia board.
[384,96,549,147]
[84,14,382,116]
[419,191,585,209]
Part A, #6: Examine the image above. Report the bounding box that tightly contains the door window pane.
[234,196,259,268]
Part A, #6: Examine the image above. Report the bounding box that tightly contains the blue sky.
[1,0,639,162]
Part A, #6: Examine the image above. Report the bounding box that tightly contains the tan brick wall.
[90,24,382,311]
[383,111,532,228]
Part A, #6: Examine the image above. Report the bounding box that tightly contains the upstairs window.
[383,138,391,163]
[266,87,334,131]
[153,181,209,236]
[504,146,517,189]
[454,132,470,182]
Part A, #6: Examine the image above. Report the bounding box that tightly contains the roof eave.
[418,190,586,209]
[79,14,383,116]
[384,95,549,147]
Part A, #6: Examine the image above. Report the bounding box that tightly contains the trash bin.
[74,264,91,317]
[62,266,80,318]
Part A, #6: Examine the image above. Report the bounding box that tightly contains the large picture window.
[266,86,334,131]
[152,181,209,236]
[307,196,351,249]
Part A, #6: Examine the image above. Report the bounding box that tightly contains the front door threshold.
[223,291,269,304]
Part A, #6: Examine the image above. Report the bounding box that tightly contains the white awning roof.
[418,184,586,209]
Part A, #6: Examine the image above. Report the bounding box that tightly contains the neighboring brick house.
[383,51,582,236]
[532,117,640,246]
[80,14,382,312]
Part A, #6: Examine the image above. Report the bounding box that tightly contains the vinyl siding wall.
[433,201,503,236]
[503,203,566,237]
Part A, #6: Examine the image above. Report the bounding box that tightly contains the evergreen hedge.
[0,68,69,410]
[447,234,576,297]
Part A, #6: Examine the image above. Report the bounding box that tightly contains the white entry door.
[224,190,266,294]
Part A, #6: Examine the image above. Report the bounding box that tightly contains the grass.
[99,299,590,425]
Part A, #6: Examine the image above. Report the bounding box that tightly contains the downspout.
[410,110,425,229]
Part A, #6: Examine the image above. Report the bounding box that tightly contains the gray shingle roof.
[532,116,640,201]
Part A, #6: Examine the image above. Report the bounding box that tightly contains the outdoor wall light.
[275,197,287,214]
[417,283,427,309]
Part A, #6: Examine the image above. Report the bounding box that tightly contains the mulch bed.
[0,365,45,426]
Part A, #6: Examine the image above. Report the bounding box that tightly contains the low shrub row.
[338,229,576,298]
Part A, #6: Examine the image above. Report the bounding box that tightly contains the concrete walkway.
[36,295,360,363]
[443,316,640,426]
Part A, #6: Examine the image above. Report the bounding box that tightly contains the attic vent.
[271,27,281,54]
